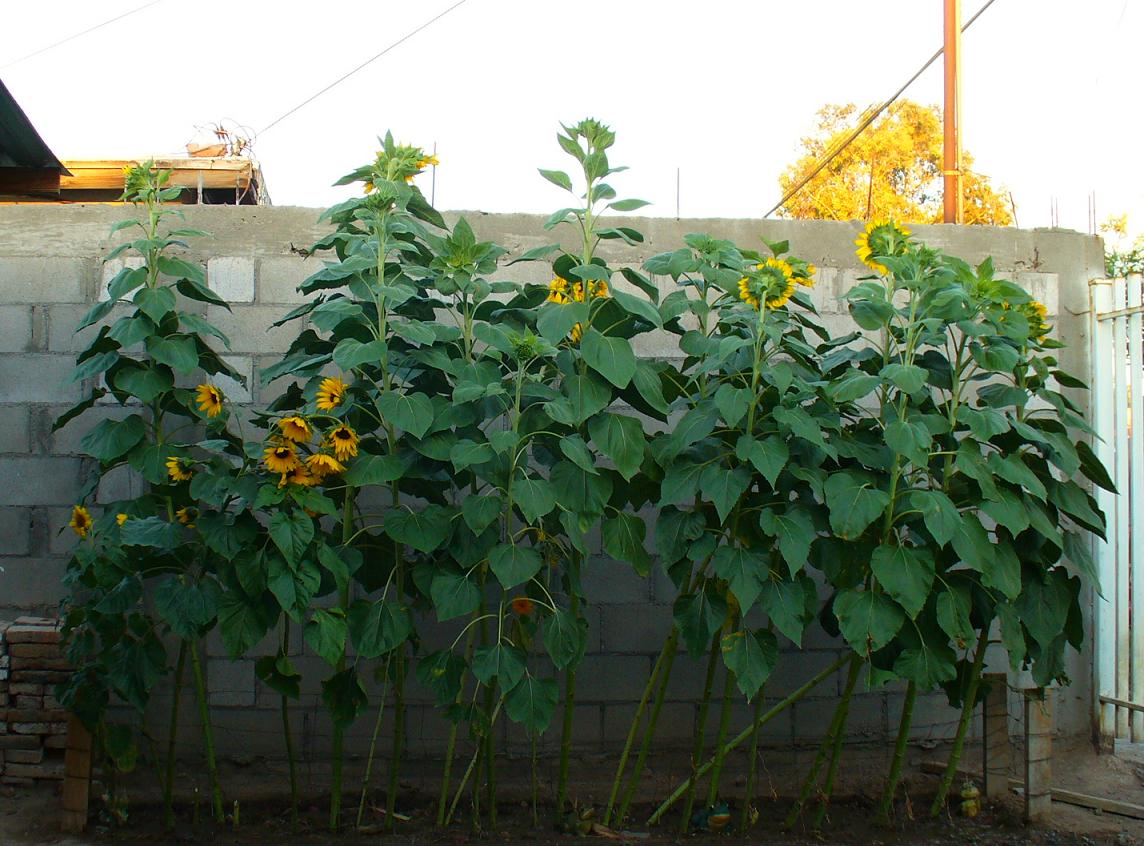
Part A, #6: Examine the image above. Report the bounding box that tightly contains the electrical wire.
[256,0,471,138]
[763,0,1000,219]
[0,0,165,71]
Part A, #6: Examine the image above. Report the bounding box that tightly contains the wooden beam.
[0,167,60,194]
[59,158,254,192]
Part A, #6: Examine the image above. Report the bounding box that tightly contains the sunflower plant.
[54,162,247,826]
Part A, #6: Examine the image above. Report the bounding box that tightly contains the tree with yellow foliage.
[778,100,1013,226]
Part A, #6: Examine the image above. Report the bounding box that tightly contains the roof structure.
[0,77,70,197]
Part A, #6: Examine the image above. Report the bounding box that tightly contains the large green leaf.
[549,460,612,516]
[543,607,588,670]
[347,598,411,659]
[462,495,502,534]
[343,454,405,486]
[936,585,974,644]
[700,464,752,523]
[376,392,435,438]
[824,472,889,540]
[134,286,176,323]
[871,544,935,619]
[154,578,219,641]
[758,506,815,577]
[720,628,778,701]
[504,674,559,733]
[589,412,645,480]
[333,338,388,371]
[430,567,481,621]
[489,543,543,589]
[603,513,651,575]
[760,576,813,645]
[114,366,173,404]
[471,643,526,689]
[510,475,557,522]
[988,453,1047,501]
[673,584,727,658]
[267,555,320,620]
[255,655,301,700]
[910,489,960,546]
[120,515,182,550]
[712,546,766,615]
[305,609,347,666]
[980,488,1030,536]
[321,668,367,727]
[80,414,146,461]
[416,650,466,706]
[385,505,453,553]
[269,510,314,566]
[218,594,273,658]
[833,589,905,656]
[736,435,788,488]
[655,506,706,565]
[660,457,705,505]
[1015,571,1074,651]
[536,300,588,345]
[893,626,957,689]
[580,328,636,388]
[146,335,199,374]
[546,373,610,426]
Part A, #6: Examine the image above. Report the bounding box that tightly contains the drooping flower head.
[738,257,797,310]
[855,220,912,275]
[69,505,92,538]
[264,442,301,474]
[327,425,359,461]
[364,135,438,191]
[316,376,348,411]
[278,466,317,488]
[306,452,345,479]
[166,456,194,482]
[195,383,224,418]
[1021,299,1051,342]
[175,506,197,528]
[278,415,312,443]
[511,596,535,616]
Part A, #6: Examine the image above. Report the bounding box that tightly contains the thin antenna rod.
[676,167,680,220]
[431,142,438,208]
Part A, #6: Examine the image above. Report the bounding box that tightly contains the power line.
[763,0,1000,219]
[0,0,165,70]
[257,0,471,138]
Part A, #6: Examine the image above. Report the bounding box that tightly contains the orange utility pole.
[943,0,963,223]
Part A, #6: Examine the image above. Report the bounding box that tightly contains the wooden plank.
[1100,695,1144,715]
[983,673,1010,799]
[0,168,60,194]
[920,760,1144,821]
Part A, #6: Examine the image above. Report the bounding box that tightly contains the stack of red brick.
[0,617,70,785]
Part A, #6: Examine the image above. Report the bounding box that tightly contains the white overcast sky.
[2,1,1140,236]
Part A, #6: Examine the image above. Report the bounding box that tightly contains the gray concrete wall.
[0,205,1105,763]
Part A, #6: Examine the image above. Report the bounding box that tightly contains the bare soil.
[3,741,1142,845]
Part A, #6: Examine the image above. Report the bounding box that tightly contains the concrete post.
[1023,688,1052,822]
[982,672,1010,799]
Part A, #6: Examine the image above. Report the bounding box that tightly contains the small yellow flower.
[855,220,911,275]
[195,384,224,418]
[327,425,359,461]
[278,466,317,488]
[264,442,301,474]
[278,416,312,443]
[306,452,345,479]
[166,456,194,482]
[316,376,348,411]
[175,507,196,528]
[547,277,571,304]
[69,505,93,538]
[116,513,129,526]
[363,180,375,194]
[417,154,440,170]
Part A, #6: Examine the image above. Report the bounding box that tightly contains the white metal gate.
[1091,274,1144,745]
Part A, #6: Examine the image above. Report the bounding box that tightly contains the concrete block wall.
[0,205,1105,764]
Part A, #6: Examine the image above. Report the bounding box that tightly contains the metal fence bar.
[1129,274,1144,741]
[1091,278,1117,743]
[1114,277,1131,738]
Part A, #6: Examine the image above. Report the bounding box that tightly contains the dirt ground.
[3,740,1143,845]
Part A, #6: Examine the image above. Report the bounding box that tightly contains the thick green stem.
[930,627,990,817]
[875,680,917,825]
[188,640,223,823]
[385,647,406,832]
[356,660,390,829]
[739,692,764,832]
[616,628,680,824]
[483,680,498,828]
[163,641,187,830]
[681,634,721,833]
[605,628,674,825]
[706,660,738,807]
[447,700,502,826]
[785,656,859,829]
[437,621,478,827]
[649,653,848,826]
[813,657,863,828]
[555,570,581,813]
[280,621,298,828]
[330,487,356,833]
[530,731,540,827]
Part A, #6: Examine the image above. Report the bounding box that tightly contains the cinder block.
[599,603,674,655]
[0,508,31,556]
[0,458,83,506]
[0,356,82,403]
[204,305,300,353]
[766,650,844,699]
[207,658,256,707]
[212,355,253,405]
[0,558,69,609]
[258,256,314,304]
[46,303,132,354]
[0,306,32,353]
[794,691,886,744]
[603,701,695,745]
[574,655,653,703]
[1014,272,1059,316]
[0,258,90,304]
[582,557,652,605]
[207,257,255,303]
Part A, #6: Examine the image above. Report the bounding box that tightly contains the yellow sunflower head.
[327,425,359,461]
[306,452,345,479]
[278,466,317,488]
[569,322,584,344]
[278,416,312,443]
[195,383,224,418]
[738,276,760,309]
[264,442,302,474]
[1021,299,1051,342]
[740,257,797,310]
[166,456,194,482]
[547,277,571,304]
[854,220,912,275]
[175,506,197,528]
[116,513,129,526]
[316,376,348,411]
[798,263,817,288]
[69,505,93,538]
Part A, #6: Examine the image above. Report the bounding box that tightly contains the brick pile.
[0,617,70,785]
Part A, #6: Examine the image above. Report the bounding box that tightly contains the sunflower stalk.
[162,641,187,830]
[188,640,223,823]
[875,680,917,825]
[812,656,862,828]
[740,691,764,832]
[930,627,991,817]
[680,633,721,833]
